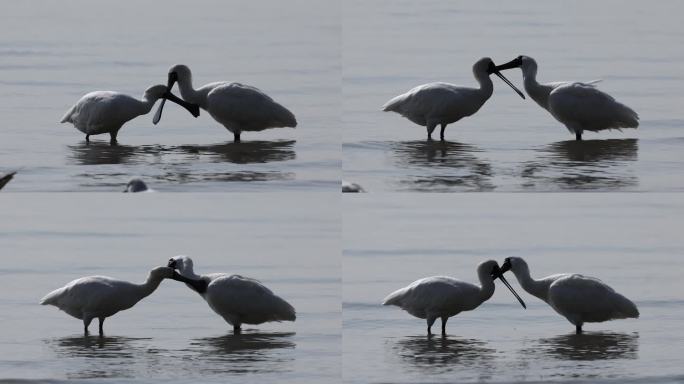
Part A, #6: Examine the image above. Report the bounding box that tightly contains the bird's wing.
[206,83,296,128]
[383,276,478,312]
[382,83,475,119]
[548,274,638,320]
[548,83,639,130]
[206,274,295,321]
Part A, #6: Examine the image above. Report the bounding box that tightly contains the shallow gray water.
[0,0,339,192]
[343,194,684,383]
[343,0,684,192]
[0,194,340,383]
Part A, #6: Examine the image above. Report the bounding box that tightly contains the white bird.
[154,64,297,143]
[495,55,639,140]
[382,57,525,141]
[0,171,16,190]
[40,266,192,336]
[500,257,639,334]
[167,255,296,333]
[61,84,199,144]
[382,260,526,336]
[342,180,365,193]
[123,178,150,193]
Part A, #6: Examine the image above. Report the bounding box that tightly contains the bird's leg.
[441,316,448,336]
[575,131,582,141]
[233,325,242,334]
[426,123,436,141]
[99,317,105,337]
[575,324,582,335]
[85,134,90,143]
[109,131,118,145]
[426,317,436,336]
[83,317,93,336]
[440,124,447,141]
[234,132,241,143]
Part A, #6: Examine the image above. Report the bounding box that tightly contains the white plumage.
[501,257,639,334]
[61,85,198,144]
[167,256,296,332]
[382,260,525,336]
[382,57,525,141]
[40,266,176,336]
[155,64,297,143]
[497,55,639,140]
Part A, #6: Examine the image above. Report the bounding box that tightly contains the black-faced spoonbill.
[0,171,16,190]
[40,266,200,336]
[61,85,200,144]
[382,58,525,141]
[154,65,297,143]
[382,260,526,336]
[495,56,639,141]
[167,256,296,333]
[500,257,639,334]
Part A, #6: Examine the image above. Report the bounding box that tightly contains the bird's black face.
[500,257,513,274]
[494,56,523,72]
[167,71,179,90]
[167,258,177,269]
[490,262,527,309]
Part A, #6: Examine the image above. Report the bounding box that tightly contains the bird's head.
[167,64,192,90]
[124,178,148,193]
[149,266,176,280]
[479,259,527,309]
[143,84,169,101]
[500,256,528,275]
[167,255,194,275]
[474,57,525,99]
[495,55,536,78]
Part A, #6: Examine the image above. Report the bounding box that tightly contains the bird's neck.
[476,271,496,304]
[512,267,548,302]
[522,70,550,111]
[140,97,160,115]
[134,274,165,300]
[177,76,204,107]
[475,73,494,100]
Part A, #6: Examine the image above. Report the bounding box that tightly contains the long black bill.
[493,70,525,99]
[171,270,208,294]
[494,271,527,309]
[153,72,185,124]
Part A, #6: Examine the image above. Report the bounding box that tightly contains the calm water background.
[0,0,339,192]
[343,0,684,192]
[0,194,340,383]
[343,194,684,383]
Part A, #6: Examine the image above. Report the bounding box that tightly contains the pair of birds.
[383,257,639,336]
[383,56,639,141]
[40,256,296,336]
[61,64,297,144]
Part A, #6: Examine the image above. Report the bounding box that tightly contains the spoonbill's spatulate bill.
[61,85,199,144]
[496,56,639,141]
[167,256,296,333]
[40,266,191,336]
[382,260,526,336]
[0,171,16,190]
[382,57,525,141]
[500,257,639,334]
[154,65,297,143]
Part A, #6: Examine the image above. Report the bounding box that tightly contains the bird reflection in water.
[186,331,296,374]
[388,335,496,373]
[44,335,151,379]
[530,332,639,361]
[521,138,638,190]
[390,140,494,191]
[68,140,295,166]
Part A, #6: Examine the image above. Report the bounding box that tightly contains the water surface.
[343,0,684,192]
[0,194,340,383]
[343,194,684,383]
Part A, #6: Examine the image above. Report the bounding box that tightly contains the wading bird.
[382,260,526,336]
[154,65,297,143]
[495,55,639,140]
[123,178,150,193]
[40,266,200,336]
[61,85,200,144]
[167,255,296,333]
[500,257,639,334]
[382,57,525,141]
